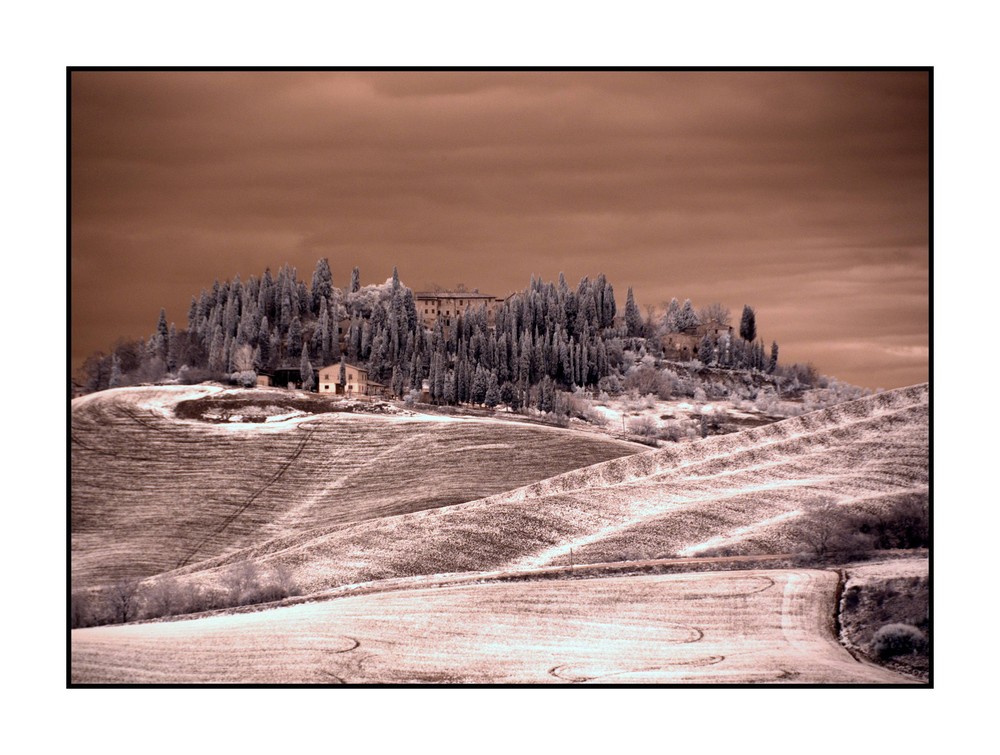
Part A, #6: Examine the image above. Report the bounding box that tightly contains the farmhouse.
[660,319,734,361]
[415,290,504,329]
[317,361,388,397]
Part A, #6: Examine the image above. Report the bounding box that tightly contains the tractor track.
[176,426,318,568]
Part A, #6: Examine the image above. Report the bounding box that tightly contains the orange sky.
[70,70,929,389]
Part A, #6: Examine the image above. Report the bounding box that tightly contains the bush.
[657,422,685,442]
[871,623,928,659]
[597,375,622,394]
[624,365,659,395]
[627,415,657,437]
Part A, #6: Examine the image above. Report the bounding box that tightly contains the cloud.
[71,71,929,389]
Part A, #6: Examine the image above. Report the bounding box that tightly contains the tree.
[300,344,314,391]
[769,341,779,373]
[662,298,681,333]
[350,266,361,294]
[143,577,183,618]
[156,308,169,360]
[310,257,333,314]
[699,302,731,328]
[697,333,714,365]
[287,316,303,358]
[391,365,404,398]
[339,355,346,389]
[108,578,141,624]
[484,372,501,408]
[625,287,642,338]
[109,354,123,387]
[166,323,178,372]
[223,562,261,606]
[499,380,516,408]
[740,305,757,343]
[676,299,699,333]
[471,365,488,405]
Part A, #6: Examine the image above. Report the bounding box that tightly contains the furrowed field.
[71,568,911,684]
[70,383,929,684]
[71,386,642,587]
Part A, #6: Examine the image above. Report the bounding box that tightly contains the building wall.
[318,363,369,395]
[415,293,502,329]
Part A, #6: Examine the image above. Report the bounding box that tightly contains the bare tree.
[108,578,142,624]
[699,302,731,327]
[142,577,183,619]
[71,591,96,629]
[223,561,261,605]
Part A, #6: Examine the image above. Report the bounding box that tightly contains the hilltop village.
[76,261,786,409]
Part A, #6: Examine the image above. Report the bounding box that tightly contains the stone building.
[414,290,504,329]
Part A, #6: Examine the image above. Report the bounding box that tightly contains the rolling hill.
[70,383,928,684]
[71,385,644,587]
[70,567,913,684]
[125,383,928,597]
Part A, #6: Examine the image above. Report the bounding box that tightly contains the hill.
[71,385,644,587]
[70,567,912,684]
[108,383,927,599]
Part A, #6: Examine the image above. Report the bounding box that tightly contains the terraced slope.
[70,569,910,684]
[154,384,927,594]
[71,386,643,587]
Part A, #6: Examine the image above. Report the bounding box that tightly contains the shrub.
[624,365,659,395]
[627,415,657,437]
[657,422,685,442]
[597,375,622,394]
[871,623,928,659]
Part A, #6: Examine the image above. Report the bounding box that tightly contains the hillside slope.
[71,386,643,587]
[145,384,927,595]
[71,568,911,684]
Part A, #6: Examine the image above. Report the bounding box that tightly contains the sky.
[70,70,929,389]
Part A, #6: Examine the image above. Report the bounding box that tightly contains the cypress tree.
[311,258,333,314]
[472,365,488,405]
[769,341,779,373]
[166,324,177,372]
[500,381,516,408]
[257,316,270,367]
[484,371,501,408]
[156,308,169,360]
[391,365,404,398]
[740,305,757,343]
[625,287,642,338]
[698,333,714,365]
[300,344,314,391]
[288,316,303,358]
